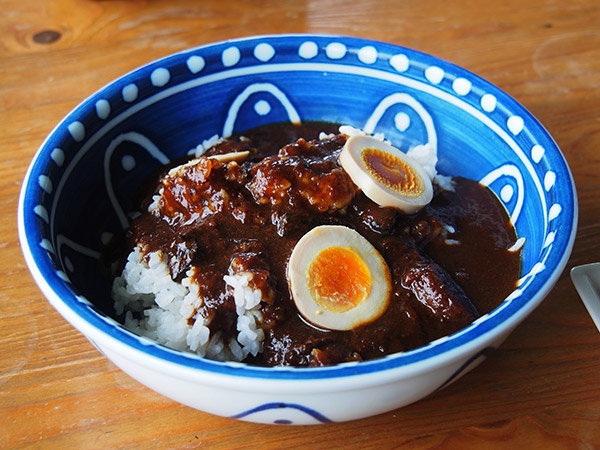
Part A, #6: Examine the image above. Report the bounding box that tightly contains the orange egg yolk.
[361,147,424,197]
[307,246,372,313]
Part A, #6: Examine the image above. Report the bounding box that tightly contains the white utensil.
[571,262,600,332]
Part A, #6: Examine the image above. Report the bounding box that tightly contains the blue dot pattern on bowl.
[21,35,576,384]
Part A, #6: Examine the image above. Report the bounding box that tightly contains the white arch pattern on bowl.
[480,164,525,224]
[222,82,301,137]
[103,131,170,229]
[363,92,437,150]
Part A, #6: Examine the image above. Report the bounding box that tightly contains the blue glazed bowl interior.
[20,35,576,379]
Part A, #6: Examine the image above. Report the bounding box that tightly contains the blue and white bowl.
[18,35,577,425]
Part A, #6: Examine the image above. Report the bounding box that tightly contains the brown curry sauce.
[122,122,521,367]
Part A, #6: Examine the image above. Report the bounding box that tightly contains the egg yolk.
[307,246,372,313]
[361,147,424,197]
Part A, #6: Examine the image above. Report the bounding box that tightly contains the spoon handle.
[571,262,600,332]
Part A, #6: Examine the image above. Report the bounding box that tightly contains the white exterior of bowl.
[90,323,514,424]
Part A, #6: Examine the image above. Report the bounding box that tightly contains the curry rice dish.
[112,122,521,367]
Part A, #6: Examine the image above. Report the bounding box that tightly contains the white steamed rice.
[112,244,265,362]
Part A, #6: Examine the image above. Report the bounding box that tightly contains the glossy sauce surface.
[125,123,521,366]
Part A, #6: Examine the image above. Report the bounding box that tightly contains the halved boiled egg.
[287,225,391,331]
[339,135,433,214]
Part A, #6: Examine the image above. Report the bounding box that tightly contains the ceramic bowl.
[18,35,577,425]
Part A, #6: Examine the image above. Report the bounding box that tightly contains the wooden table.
[2,0,599,448]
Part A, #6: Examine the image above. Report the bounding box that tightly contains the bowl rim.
[18,33,578,382]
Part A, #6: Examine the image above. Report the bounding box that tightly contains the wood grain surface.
[1,0,599,448]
